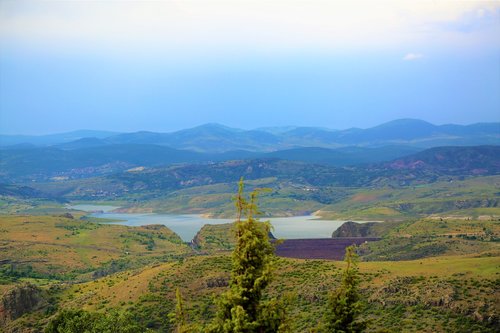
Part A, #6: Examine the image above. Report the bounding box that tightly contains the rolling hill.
[6,145,497,219]
[0,144,206,182]
[0,144,423,182]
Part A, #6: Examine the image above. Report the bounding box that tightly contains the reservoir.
[68,204,364,242]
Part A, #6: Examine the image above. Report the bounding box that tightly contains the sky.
[0,0,499,135]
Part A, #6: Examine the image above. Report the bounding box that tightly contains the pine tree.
[322,245,367,333]
[169,287,188,333]
[209,178,285,333]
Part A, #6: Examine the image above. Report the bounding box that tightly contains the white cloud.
[403,53,424,61]
[0,0,498,56]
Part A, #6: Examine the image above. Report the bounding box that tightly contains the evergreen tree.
[322,245,367,333]
[169,287,188,333]
[209,178,285,332]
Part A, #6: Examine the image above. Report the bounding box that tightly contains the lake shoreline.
[67,204,380,242]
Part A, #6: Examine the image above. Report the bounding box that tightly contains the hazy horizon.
[1,117,500,137]
[1,1,499,135]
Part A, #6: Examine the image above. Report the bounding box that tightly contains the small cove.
[68,204,370,242]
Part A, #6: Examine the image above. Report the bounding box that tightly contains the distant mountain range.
[0,130,118,148]
[1,119,498,152]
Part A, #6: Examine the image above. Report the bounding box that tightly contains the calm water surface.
[67,204,118,213]
[68,204,365,242]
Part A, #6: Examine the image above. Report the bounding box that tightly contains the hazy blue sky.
[1,1,499,135]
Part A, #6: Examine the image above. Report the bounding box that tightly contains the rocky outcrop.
[0,284,46,324]
[332,221,379,238]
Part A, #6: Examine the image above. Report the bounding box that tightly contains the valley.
[0,122,499,332]
[2,0,500,330]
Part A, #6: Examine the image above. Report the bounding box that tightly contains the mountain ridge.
[1,119,498,152]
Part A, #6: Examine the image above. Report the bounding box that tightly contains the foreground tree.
[322,245,367,333]
[168,287,188,333]
[209,178,286,332]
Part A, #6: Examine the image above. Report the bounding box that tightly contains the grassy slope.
[109,177,326,217]
[0,196,70,215]
[318,175,500,221]
[0,215,192,281]
[48,254,499,333]
[359,217,500,261]
[14,168,499,220]
[192,222,237,251]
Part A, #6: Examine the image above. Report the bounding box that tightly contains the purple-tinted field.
[274,238,380,260]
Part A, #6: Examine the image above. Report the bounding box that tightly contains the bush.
[45,309,150,333]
